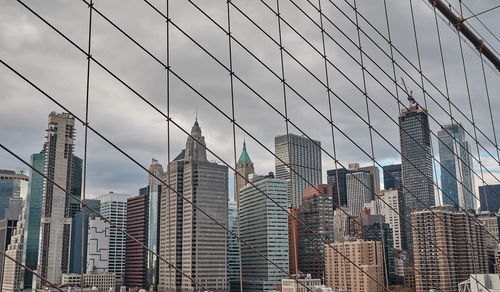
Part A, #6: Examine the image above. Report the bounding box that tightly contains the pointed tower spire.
[185,118,207,161]
[237,140,253,165]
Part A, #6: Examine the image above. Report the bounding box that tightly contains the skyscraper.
[275,133,322,207]
[412,206,488,292]
[346,166,374,216]
[382,164,402,192]
[227,202,240,292]
[240,173,289,291]
[325,240,385,292]
[0,170,28,220]
[399,104,434,259]
[235,141,254,207]
[22,151,45,290]
[379,189,405,250]
[124,193,149,290]
[479,184,500,213]
[37,112,80,286]
[476,211,500,273]
[1,210,25,292]
[438,123,475,210]
[158,120,229,292]
[297,184,335,280]
[147,159,164,290]
[0,219,18,288]
[88,192,133,278]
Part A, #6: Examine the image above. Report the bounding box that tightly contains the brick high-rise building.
[124,193,149,290]
[325,239,384,292]
[412,206,488,292]
[297,184,334,280]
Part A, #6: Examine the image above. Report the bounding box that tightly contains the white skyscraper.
[37,112,79,286]
[89,192,133,279]
[86,216,110,273]
[1,208,26,292]
[275,133,322,207]
[379,189,405,250]
[346,169,374,216]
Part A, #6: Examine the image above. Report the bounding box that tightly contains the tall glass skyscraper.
[399,104,434,260]
[275,133,322,207]
[437,123,475,210]
[227,202,241,292]
[326,168,349,208]
[479,184,500,213]
[0,169,28,220]
[383,164,402,192]
[23,151,45,290]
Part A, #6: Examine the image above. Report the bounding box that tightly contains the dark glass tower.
[383,164,402,192]
[479,184,500,213]
[326,168,349,208]
[399,104,434,260]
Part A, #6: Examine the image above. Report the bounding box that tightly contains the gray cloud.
[1,0,498,200]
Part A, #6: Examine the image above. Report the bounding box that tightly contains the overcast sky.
[1,0,499,201]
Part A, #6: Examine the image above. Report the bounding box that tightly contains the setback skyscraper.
[438,123,475,210]
[0,219,17,288]
[399,103,434,259]
[158,119,229,292]
[275,133,322,207]
[37,112,81,287]
[1,210,26,292]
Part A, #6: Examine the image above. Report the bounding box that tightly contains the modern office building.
[379,189,405,250]
[37,112,81,287]
[399,103,434,260]
[240,173,289,291]
[412,206,489,292]
[87,216,110,273]
[0,169,28,220]
[158,119,229,292]
[346,165,374,216]
[146,159,164,290]
[22,151,45,290]
[1,211,25,292]
[325,239,385,292]
[0,219,18,288]
[297,184,335,280]
[479,184,500,213]
[88,192,133,278]
[326,168,349,208]
[275,133,322,207]
[438,123,475,210]
[228,201,240,292]
[124,193,148,290]
[235,141,254,207]
[69,199,100,274]
[288,207,299,275]
[477,211,500,273]
[382,164,402,192]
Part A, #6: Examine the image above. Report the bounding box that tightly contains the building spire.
[237,140,253,165]
[185,118,207,161]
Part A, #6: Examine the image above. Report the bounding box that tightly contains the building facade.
[399,105,435,260]
[0,170,28,220]
[346,168,374,216]
[275,133,322,207]
[297,184,334,280]
[240,174,289,291]
[479,184,500,213]
[326,168,349,208]
[235,141,254,207]
[124,193,149,290]
[69,199,100,274]
[438,123,475,210]
[379,189,405,250]
[158,120,229,292]
[227,202,241,292]
[412,206,489,292]
[325,240,385,292]
[37,112,80,286]
[477,211,500,273]
[147,159,164,290]
[382,164,402,192]
[88,192,132,278]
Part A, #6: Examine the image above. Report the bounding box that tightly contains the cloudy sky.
[1,0,499,201]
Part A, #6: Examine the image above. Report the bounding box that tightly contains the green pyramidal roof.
[238,141,252,164]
